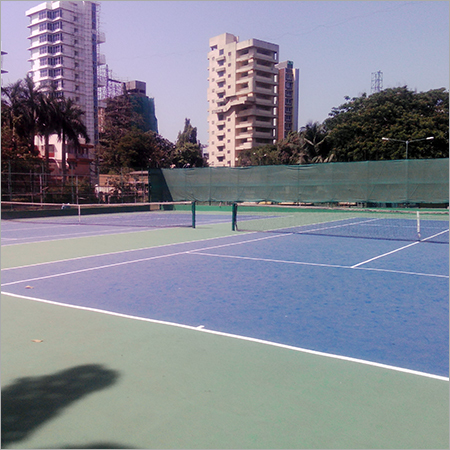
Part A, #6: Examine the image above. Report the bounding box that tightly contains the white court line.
[1,290,448,382]
[194,252,448,278]
[351,229,449,268]
[3,231,447,282]
[0,225,167,247]
[351,241,419,268]
[0,231,270,272]
[0,249,196,287]
[0,232,287,285]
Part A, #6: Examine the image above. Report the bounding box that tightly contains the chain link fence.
[1,168,150,204]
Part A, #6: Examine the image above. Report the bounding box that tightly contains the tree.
[37,88,60,172]
[18,75,43,155]
[176,118,197,146]
[276,131,307,164]
[324,87,449,161]
[171,118,207,168]
[55,97,89,180]
[300,122,335,163]
[97,127,174,173]
[1,77,43,171]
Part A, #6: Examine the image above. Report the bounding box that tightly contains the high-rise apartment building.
[26,1,105,176]
[276,61,299,139]
[207,33,279,167]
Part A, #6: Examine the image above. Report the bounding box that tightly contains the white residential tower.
[26,1,105,176]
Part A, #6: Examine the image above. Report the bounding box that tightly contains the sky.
[1,1,449,146]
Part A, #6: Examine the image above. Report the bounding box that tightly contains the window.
[48,9,62,19]
[40,69,48,77]
[49,68,63,77]
[40,46,48,54]
[51,21,62,31]
[219,49,224,55]
[48,56,63,66]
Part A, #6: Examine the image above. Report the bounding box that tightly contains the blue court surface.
[2,214,448,377]
[1,210,449,449]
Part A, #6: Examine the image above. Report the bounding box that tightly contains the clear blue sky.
[1,1,449,145]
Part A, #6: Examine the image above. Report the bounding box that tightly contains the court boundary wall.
[153,159,449,205]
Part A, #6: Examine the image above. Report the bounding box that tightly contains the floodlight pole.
[381,136,434,159]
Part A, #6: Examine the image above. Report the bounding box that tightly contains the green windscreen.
[159,159,448,205]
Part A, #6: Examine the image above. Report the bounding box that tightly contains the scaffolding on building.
[371,71,383,94]
[98,65,127,101]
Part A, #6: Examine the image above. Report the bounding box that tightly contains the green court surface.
[1,221,448,449]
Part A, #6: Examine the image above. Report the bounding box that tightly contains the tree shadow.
[1,364,119,447]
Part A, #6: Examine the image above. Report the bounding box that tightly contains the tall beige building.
[207,33,279,167]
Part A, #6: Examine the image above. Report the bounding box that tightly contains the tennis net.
[232,203,449,244]
[1,201,196,228]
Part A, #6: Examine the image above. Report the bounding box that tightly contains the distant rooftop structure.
[126,80,146,96]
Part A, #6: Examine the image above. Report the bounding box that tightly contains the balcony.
[235,141,252,151]
[236,60,256,73]
[254,97,276,108]
[253,129,275,139]
[236,119,251,128]
[255,74,277,85]
[254,118,274,128]
[236,129,252,139]
[236,107,261,118]
[254,62,278,74]
[254,51,277,63]
[97,31,106,44]
[97,53,106,65]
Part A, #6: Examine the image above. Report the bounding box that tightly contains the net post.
[232,202,238,231]
[416,211,421,240]
[192,201,196,228]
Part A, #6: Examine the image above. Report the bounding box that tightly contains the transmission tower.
[371,71,383,94]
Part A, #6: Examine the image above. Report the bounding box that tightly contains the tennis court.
[1,202,449,449]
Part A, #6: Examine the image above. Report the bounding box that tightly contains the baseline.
[2,290,447,382]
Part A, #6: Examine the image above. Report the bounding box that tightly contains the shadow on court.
[59,444,136,449]
[1,364,119,448]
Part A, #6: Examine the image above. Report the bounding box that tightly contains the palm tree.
[20,75,44,155]
[2,77,45,170]
[301,121,335,163]
[1,80,22,153]
[55,96,90,181]
[37,88,60,173]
